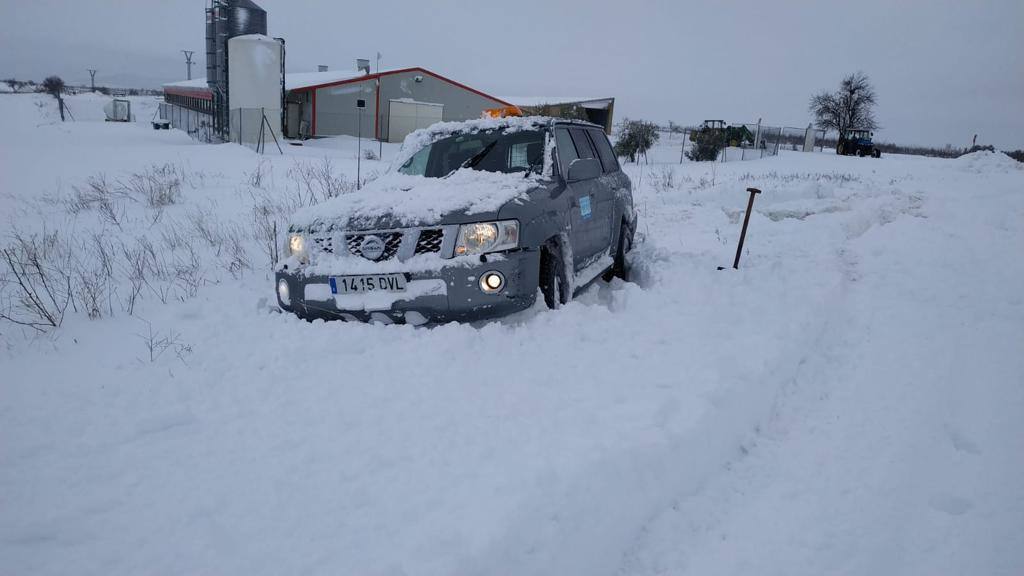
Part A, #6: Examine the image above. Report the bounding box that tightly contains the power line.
[87,69,97,92]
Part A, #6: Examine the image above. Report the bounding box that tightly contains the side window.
[398,146,430,176]
[507,141,530,170]
[554,128,578,175]
[568,128,596,159]
[588,128,619,173]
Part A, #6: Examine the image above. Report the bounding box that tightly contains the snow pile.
[954,150,1023,173]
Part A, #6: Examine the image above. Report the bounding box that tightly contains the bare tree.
[809,72,878,135]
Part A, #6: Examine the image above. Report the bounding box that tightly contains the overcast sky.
[1,0,1020,148]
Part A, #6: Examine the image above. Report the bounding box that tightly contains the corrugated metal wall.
[305,70,507,140]
[312,78,377,137]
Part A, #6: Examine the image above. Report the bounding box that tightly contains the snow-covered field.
[1,93,1022,576]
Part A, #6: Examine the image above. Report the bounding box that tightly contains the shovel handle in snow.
[719,187,762,270]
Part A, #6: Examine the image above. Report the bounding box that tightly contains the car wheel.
[873,149,881,158]
[837,143,844,155]
[857,148,865,157]
[539,242,569,309]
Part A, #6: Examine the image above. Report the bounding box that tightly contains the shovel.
[719,187,762,270]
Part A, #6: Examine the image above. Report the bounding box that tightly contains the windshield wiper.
[524,154,544,177]
[444,140,498,178]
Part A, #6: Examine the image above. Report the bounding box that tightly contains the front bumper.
[275,250,540,324]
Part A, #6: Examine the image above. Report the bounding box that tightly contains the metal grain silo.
[205,0,268,139]
[227,0,267,38]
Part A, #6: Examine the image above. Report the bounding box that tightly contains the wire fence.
[658,123,827,163]
[157,104,283,153]
[158,102,216,143]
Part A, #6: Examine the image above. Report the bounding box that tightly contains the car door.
[589,127,630,230]
[581,128,620,254]
[554,127,598,272]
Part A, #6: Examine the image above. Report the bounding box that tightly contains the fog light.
[277,278,291,306]
[480,271,505,294]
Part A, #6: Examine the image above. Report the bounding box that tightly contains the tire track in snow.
[617,178,1024,575]
[451,193,906,575]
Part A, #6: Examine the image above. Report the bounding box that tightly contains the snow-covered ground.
[1,93,1022,576]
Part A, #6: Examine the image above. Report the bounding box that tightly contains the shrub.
[1005,150,1024,163]
[122,163,183,208]
[614,118,660,163]
[686,129,725,162]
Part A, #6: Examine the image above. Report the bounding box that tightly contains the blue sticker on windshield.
[579,195,592,220]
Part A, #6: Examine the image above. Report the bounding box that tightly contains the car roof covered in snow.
[390,116,601,171]
[500,96,614,109]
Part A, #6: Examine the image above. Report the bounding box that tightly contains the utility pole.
[87,69,97,92]
[376,52,383,156]
[182,50,195,80]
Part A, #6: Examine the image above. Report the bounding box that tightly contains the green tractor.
[690,120,755,147]
[837,129,881,158]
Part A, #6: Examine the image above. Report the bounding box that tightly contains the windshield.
[398,129,547,178]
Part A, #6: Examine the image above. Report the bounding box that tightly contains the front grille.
[414,229,444,255]
[346,232,403,261]
[312,236,334,254]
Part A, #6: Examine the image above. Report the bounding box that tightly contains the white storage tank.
[103,99,132,122]
[227,34,283,147]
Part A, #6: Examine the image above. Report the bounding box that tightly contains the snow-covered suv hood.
[290,169,544,231]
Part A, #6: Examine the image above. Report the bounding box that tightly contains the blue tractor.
[837,129,881,158]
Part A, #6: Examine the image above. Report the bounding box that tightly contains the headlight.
[454,220,519,256]
[288,233,306,258]
[277,278,291,306]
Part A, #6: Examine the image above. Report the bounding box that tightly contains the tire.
[539,242,570,309]
[873,149,881,158]
[837,143,845,155]
[605,221,633,282]
[857,148,865,157]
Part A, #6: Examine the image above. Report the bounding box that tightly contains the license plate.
[330,274,407,294]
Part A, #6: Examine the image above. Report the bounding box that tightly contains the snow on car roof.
[391,115,556,172]
[500,96,614,109]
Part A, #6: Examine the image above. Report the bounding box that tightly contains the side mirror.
[566,158,601,182]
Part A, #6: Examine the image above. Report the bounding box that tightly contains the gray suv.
[275,117,635,324]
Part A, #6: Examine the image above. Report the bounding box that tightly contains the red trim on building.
[164,86,213,100]
[374,78,381,140]
[290,67,512,107]
[311,89,317,135]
